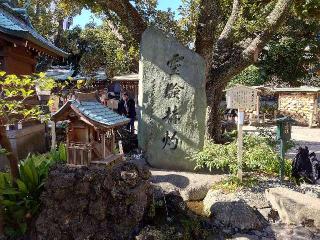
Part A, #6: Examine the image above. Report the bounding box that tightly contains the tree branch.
[218,0,240,41]
[209,0,294,87]
[242,0,294,61]
[97,0,147,44]
[194,0,221,61]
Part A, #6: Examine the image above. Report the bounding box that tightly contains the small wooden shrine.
[51,92,130,166]
[274,87,320,127]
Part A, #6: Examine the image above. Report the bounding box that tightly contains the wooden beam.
[102,133,106,159]
[0,32,65,59]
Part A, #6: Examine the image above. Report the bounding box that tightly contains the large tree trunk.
[0,126,19,181]
[204,0,293,141]
[54,19,64,48]
[81,0,294,142]
[0,205,3,237]
[0,126,18,235]
[205,82,226,143]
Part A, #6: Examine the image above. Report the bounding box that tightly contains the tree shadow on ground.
[150,174,190,189]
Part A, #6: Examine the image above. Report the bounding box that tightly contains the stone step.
[91,154,123,166]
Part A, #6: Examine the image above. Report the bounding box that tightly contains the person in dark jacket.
[118,92,136,133]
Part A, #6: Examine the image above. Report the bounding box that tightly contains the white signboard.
[225,85,259,182]
[226,85,258,110]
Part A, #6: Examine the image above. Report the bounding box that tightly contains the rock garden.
[1,1,320,239]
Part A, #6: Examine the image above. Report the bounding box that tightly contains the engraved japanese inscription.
[138,28,207,171]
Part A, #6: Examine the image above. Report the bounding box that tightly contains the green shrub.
[0,144,66,237]
[194,141,238,174]
[194,134,292,177]
[0,147,7,156]
[50,143,67,163]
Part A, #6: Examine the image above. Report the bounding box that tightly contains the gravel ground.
[243,125,320,159]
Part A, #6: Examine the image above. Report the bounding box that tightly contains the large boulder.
[180,184,212,201]
[203,190,267,231]
[35,162,152,240]
[265,187,320,229]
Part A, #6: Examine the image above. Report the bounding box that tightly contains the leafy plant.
[194,140,238,174]
[0,72,65,182]
[50,143,67,163]
[229,65,264,87]
[0,145,66,237]
[194,134,293,177]
[0,147,8,156]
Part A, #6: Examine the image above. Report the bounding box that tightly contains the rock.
[138,27,207,171]
[257,208,274,222]
[203,190,267,230]
[236,190,270,209]
[229,233,259,240]
[291,226,314,240]
[136,226,179,240]
[180,183,212,201]
[150,169,225,201]
[265,187,320,229]
[300,183,320,198]
[34,163,152,240]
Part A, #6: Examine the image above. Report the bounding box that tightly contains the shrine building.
[52,92,130,166]
[0,1,68,74]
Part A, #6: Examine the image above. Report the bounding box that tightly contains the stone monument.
[138,28,207,171]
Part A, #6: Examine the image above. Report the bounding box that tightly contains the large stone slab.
[138,28,207,171]
[265,187,320,229]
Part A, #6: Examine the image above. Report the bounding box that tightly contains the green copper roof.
[71,100,130,127]
[0,3,68,57]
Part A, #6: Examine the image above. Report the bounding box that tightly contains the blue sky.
[72,0,182,28]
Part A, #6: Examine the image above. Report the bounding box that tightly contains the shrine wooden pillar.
[51,121,56,150]
[102,132,106,158]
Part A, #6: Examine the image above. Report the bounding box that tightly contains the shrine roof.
[52,93,129,128]
[0,3,68,58]
[225,85,259,92]
[273,86,320,93]
[72,100,129,127]
[45,66,107,81]
[111,73,139,82]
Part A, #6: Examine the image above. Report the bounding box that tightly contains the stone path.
[288,126,320,158]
